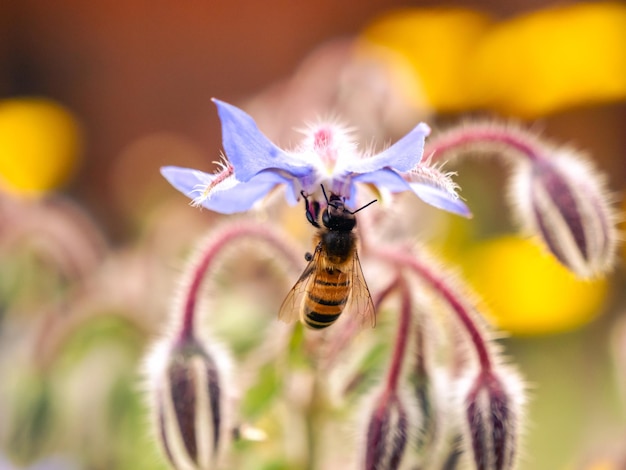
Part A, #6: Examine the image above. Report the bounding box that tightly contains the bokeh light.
[362,8,492,113]
[362,2,626,117]
[470,2,626,117]
[462,236,608,335]
[0,98,82,196]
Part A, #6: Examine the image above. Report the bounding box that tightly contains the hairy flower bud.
[363,390,410,470]
[510,149,617,278]
[461,367,524,470]
[413,372,436,453]
[145,334,230,470]
[410,331,441,463]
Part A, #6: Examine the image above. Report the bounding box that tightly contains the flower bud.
[145,334,230,470]
[510,149,617,278]
[410,332,441,462]
[461,367,524,470]
[363,390,410,470]
[413,372,436,453]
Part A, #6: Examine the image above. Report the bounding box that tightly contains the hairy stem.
[385,276,412,393]
[373,246,492,373]
[178,221,303,341]
[425,123,542,164]
[322,274,400,371]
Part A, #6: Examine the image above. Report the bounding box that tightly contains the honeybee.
[279,187,377,329]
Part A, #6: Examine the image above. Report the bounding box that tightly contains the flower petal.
[409,182,472,217]
[161,166,287,214]
[353,169,471,216]
[344,123,431,174]
[213,99,315,182]
[352,168,412,193]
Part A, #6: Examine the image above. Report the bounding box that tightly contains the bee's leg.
[301,190,321,228]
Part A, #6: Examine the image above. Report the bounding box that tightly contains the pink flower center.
[313,127,338,172]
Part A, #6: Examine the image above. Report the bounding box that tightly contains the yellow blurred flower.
[0,98,82,196]
[361,8,493,112]
[471,2,626,117]
[362,2,626,117]
[462,236,608,335]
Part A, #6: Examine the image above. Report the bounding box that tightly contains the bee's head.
[322,198,356,231]
[312,184,376,231]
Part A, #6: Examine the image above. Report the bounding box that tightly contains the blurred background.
[0,1,625,469]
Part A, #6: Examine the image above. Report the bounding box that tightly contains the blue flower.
[161,99,471,217]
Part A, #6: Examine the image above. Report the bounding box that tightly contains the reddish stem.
[373,246,492,373]
[425,124,541,164]
[178,222,303,341]
[385,277,412,393]
[373,275,401,312]
[323,275,400,371]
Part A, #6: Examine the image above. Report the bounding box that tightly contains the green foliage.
[54,314,145,371]
[241,363,283,420]
[6,373,55,465]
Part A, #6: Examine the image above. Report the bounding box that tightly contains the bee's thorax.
[320,230,355,265]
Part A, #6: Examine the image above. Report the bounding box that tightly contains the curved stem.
[425,123,542,164]
[372,246,492,373]
[177,221,303,341]
[385,276,411,393]
[322,273,400,372]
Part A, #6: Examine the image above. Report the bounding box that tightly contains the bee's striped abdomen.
[302,268,350,329]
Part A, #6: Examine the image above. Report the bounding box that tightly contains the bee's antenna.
[320,184,341,209]
[349,198,377,214]
[320,184,376,214]
[320,184,330,203]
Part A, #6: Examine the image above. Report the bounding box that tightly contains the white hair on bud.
[141,329,234,470]
[508,145,619,278]
[426,119,620,278]
[454,364,527,470]
[353,384,419,470]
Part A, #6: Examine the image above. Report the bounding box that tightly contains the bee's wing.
[278,246,320,324]
[347,250,376,328]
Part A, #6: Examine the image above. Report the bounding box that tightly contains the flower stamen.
[190,162,235,208]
